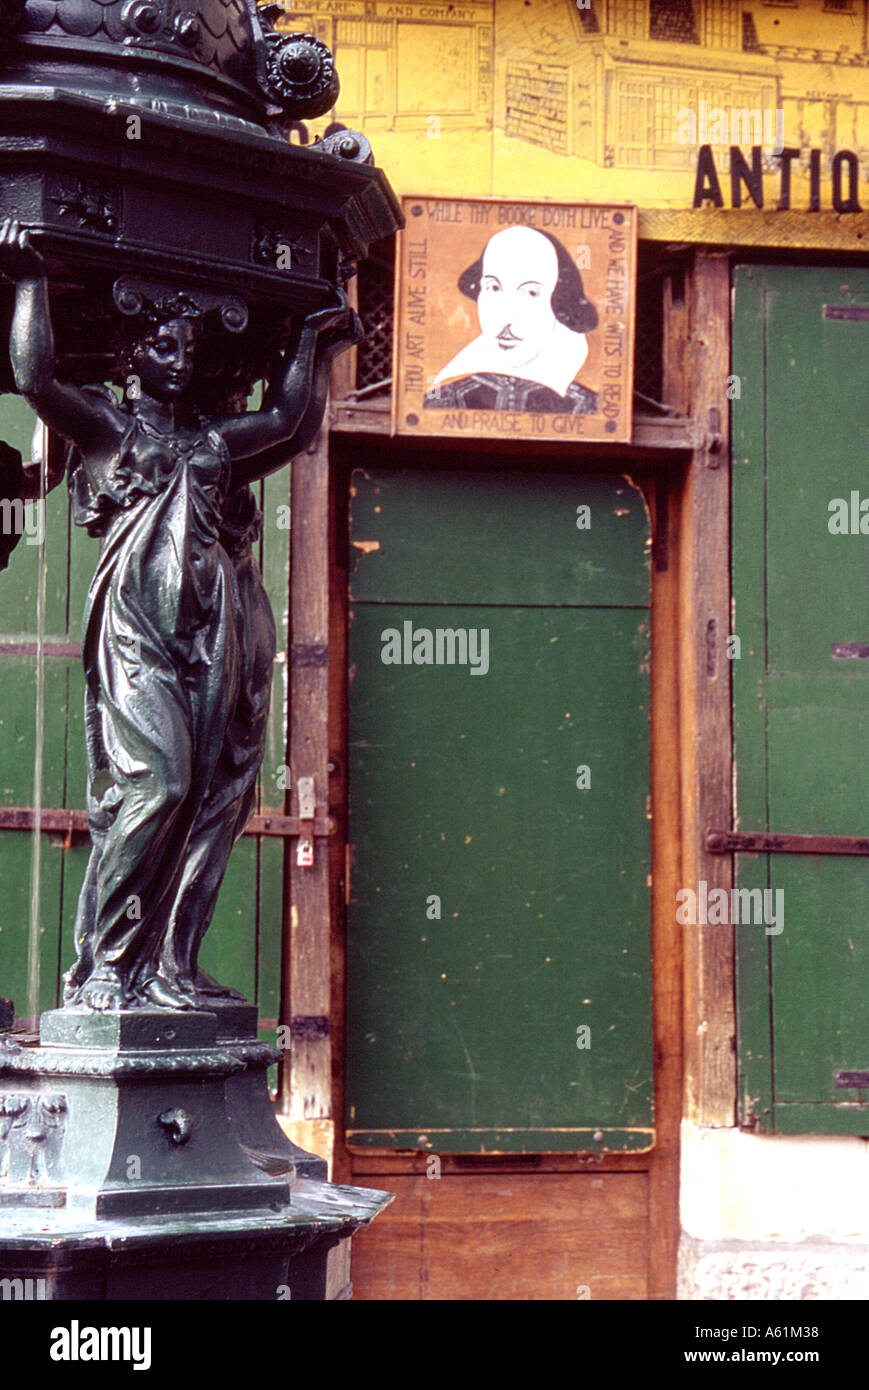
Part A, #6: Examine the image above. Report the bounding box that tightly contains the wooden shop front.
[2,0,868,1301]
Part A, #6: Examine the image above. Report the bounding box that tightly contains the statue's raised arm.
[213,294,362,484]
[0,220,125,483]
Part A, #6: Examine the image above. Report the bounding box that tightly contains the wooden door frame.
[321,433,685,1299]
[277,245,740,1298]
[673,252,736,1128]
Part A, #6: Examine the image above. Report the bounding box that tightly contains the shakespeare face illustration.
[425,225,599,414]
[475,226,561,372]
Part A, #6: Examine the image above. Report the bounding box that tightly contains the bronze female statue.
[0,217,355,1011]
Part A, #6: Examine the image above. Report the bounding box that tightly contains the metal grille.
[634,267,663,406]
[742,11,761,50]
[649,0,699,43]
[354,237,395,396]
[577,2,601,34]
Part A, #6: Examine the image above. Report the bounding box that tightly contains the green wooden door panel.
[261,468,291,796]
[256,837,284,1086]
[731,266,773,1122]
[347,469,653,1153]
[0,396,68,638]
[764,282,869,679]
[349,469,650,608]
[732,265,869,1134]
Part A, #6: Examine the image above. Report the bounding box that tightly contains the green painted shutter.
[347,467,653,1152]
[732,265,869,1134]
[0,397,89,1018]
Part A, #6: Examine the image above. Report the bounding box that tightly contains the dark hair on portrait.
[458,228,599,334]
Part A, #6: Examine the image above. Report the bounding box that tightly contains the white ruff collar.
[434,321,589,397]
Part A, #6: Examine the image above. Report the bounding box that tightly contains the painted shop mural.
[394,197,635,441]
[273,0,869,248]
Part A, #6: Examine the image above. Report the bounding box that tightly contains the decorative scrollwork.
[50,177,119,236]
[261,32,339,120]
[158,1107,193,1145]
[251,221,314,271]
[315,129,373,167]
[0,1092,67,1182]
[121,0,163,38]
[172,10,200,46]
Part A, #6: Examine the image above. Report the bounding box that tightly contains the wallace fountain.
[0,0,402,1298]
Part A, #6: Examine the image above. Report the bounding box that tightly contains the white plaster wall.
[679,1122,869,1299]
[680,1122,869,1243]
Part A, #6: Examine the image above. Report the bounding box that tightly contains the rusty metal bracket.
[707,829,869,856]
[687,407,724,460]
[0,806,335,846]
[291,1015,329,1040]
[834,1070,869,1089]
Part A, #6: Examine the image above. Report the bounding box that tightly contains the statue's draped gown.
[64,394,275,1002]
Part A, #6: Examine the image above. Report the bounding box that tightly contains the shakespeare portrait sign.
[393,197,636,444]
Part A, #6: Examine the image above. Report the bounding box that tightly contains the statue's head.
[131,316,198,400]
[116,292,204,403]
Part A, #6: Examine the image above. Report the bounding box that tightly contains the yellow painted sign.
[271,0,869,249]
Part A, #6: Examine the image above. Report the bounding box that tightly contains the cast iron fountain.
[0,0,402,1299]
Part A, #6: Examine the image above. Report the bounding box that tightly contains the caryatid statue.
[0,218,359,1012]
[0,0,400,1017]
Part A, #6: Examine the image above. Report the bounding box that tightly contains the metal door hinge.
[834,1071,869,1089]
[707,829,869,856]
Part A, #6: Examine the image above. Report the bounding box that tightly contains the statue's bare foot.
[140,974,197,1010]
[193,968,245,1002]
[78,970,127,1012]
[62,970,84,1006]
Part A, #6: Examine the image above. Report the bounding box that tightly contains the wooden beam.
[662,263,693,419]
[680,250,736,1128]
[329,275,359,404]
[639,462,685,1300]
[330,398,698,451]
[281,423,334,1140]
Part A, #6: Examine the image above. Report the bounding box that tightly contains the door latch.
[296,776,316,867]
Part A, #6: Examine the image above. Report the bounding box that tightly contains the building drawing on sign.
[292,0,868,218]
[495,0,868,197]
[496,0,781,169]
[281,1,494,136]
[423,225,599,414]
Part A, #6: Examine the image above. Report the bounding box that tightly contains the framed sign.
[392,196,636,444]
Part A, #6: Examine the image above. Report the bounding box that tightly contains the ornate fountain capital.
[0,0,343,130]
[0,0,401,394]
